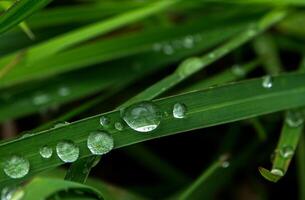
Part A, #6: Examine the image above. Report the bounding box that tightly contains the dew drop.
[279,146,294,159]
[262,75,273,89]
[271,168,284,176]
[33,93,50,105]
[286,111,304,128]
[100,116,110,127]
[173,103,187,119]
[58,86,71,97]
[1,186,24,200]
[163,44,174,55]
[177,57,203,77]
[208,53,215,59]
[87,131,114,155]
[114,122,124,131]
[221,161,230,168]
[39,145,53,159]
[3,155,30,179]
[54,121,70,128]
[122,101,162,133]
[231,64,246,77]
[183,36,194,49]
[56,140,79,163]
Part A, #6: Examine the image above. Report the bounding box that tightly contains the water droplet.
[271,168,284,176]
[177,57,203,77]
[163,44,174,55]
[183,36,194,49]
[87,131,114,155]
[221,161,230,168]
[122,101,162,133]
[231,64,246,77]
[3,155,30,179]
[279,146,294,159]
[114,122,124,131]
[208,53,215,59]
[286,110,304,128]
[173,103,187,119]
[33,93,50,105]
[39,145,53,159]
[56,140,79,163]
[1,186,24,200]
[54,121,70,128]
[100,116,110,127]
[58,86,70,97]
[262,75,273,89]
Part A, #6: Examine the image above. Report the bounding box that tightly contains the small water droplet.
[54,121,70,128]
[163,44,174,55]
[33,93,50,105]
[39,145,53,159]
[122,101,162,133]
[3,155,30,179]
[114,122,124,131]
[231,64,246,77]
[1,186,24,200]
[177,57,203,77]
[262,75,273,89]
[183,36,194,49]
[58,86,71,97]
[173,103,187,119]
[221,161,230,168]
[279,146,294,159]
[100,116,110,127]
[271,168,284,176]
[87,131,114,155]
[56,140,79,163]
[286,111,304,128]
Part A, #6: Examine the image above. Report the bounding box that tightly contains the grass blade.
[1,72,305,186]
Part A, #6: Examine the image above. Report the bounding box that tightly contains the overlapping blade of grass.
[0,17,247,89]
[0,0,178,68]
[19,177,104,200]
[120,9,287,107]
[0,0,52,35]
[178,155,229,200]
[259,109,304,182]
[66,9,286,182]
[1,72,305,186]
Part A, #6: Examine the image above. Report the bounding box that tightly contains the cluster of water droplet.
[152,34,202,55]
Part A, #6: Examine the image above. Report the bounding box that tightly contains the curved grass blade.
[0,0,51,35]
[259,109,304,182]
[178,155,229,200]
[1,72,305,185]
[19,177,104,200]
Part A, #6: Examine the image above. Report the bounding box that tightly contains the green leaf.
[0,0,52,35]
[1,72,305,186]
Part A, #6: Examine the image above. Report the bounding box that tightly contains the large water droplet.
[1,186,24,200]
[122,101,162,133]
[262,75,273,89]
[279,146,294,159]
[173,103,187,119]
[177,57,203,77]
[271,168,284,176]
[114,122,124,131]
[56,140,79,163]
[286,111,304,128]
[100,116,110,127]
[3,155,30,179]
[39,145,53,159]
[87,131,114,155]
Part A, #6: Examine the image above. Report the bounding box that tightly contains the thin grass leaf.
[259,109,304,182]
[253,34,283,74]
[178,155,229,200]
[0,0,51,35]
[1,72,305,186]
[297,134,305,200]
